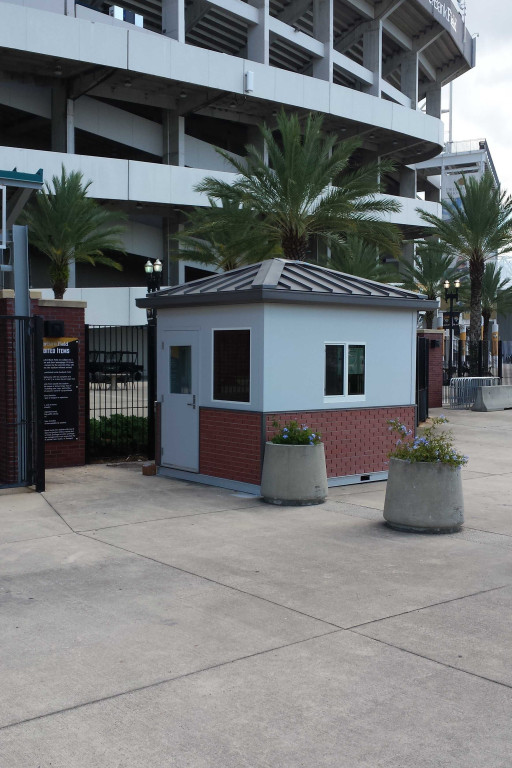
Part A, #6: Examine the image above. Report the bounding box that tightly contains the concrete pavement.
[1,408,511,766]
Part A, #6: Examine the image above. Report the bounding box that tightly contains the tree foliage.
[22,166,126,298]
[399,239,466,329]
[418,172,512,371]
[192,110,402,262]
[327,235,399,283]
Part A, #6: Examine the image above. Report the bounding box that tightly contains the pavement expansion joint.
[345,583,511,631]
[77,531,346,630]
[0,627,343,733]
[75,502,264,533]
[41,493,76,534]
[347,630,512,692]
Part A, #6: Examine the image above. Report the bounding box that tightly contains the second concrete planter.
[383,457,464,533]
[260,442,328,505]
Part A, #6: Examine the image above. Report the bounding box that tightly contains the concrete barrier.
[472,385,512,412]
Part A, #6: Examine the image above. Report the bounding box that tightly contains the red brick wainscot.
[266,406,416,479]
[31,298,87,469]
[417,330,443,409]
[198,405,415,486]
[199,408,263,485]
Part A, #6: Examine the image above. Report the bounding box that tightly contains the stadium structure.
[0,0,475,324]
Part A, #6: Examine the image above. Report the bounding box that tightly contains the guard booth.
[138,259,438,494]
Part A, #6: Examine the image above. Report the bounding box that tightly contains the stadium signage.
[429,0,458,34]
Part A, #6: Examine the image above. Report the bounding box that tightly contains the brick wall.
[266,407,416,478]
[418,330,443,409]
[0,297,18,484]
[197,404,415,486]
[199,408,263,485]
[32,299,87,469]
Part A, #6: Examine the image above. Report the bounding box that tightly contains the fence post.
[147,314,156,461]
[33,315,45,492]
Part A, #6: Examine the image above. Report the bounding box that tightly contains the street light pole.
[143,258,162,461]
[144,258,162,293]
[444,278,460,382]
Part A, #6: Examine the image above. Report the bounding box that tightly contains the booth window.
[325,344,344,395]
[170,346,191,394]
[213,329,250,402]
[325,343,365,397]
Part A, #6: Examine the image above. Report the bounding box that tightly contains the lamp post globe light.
[444,278,461,383]
[145,258,162,293]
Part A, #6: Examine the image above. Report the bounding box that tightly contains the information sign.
[43,337,79,442]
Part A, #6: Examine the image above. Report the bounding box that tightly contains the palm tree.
[418,172,512,372]
[194,110,402,262]
[399,239,466,329]
[327,235,399,283]
[22,166,126,299]
[460,261,512,343]
[174,196,276,271]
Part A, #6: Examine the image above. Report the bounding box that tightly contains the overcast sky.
[448,1,512,191]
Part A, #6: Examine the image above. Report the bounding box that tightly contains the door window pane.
[348,345,365,395]
[170,346,191,394]
[213,330,250,402]
[325,344,344,396]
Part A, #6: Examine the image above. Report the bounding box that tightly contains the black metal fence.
[86,325,151,460]
[0,315,45,490]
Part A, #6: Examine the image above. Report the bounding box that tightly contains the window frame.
[211,327,252,405]
[323,341,366,403]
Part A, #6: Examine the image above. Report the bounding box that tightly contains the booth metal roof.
[137,259,439,310]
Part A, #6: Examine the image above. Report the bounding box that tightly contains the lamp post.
[144,258,162,293]
[444,278,460,382]
[143,259,162,461]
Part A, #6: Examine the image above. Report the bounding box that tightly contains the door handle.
[187,394,196,409]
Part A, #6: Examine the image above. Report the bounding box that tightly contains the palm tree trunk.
[468,255,484,375]
[425,310,434,329]
[281,231,308,261]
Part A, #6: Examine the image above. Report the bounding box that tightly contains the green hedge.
[89,414,148,458]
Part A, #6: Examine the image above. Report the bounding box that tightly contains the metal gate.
[0,315,45,490]
[85,324,153,460]
[416,336,429,425]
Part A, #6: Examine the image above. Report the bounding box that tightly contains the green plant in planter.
[271,420,322,446]
[387,416,468,468]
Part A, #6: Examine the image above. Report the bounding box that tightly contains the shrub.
[89,414,148,457]
[388,416,468,468]
[271,420,322,445]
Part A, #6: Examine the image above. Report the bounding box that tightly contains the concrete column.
[401,52,418,106]
[312,0,333,83]
[424,179,441,203]
[401,239,414,267]
[400,166,417,199]
[163,111,185,166]
[247,125,268,165]
[64,0,75,15]
[425,83,442,118]
[247,0,269,65]
[51,84,67,152]
[66,98,75,154]
[363,21,382,97]
[162,0,185,41]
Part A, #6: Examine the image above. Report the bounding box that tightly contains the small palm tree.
[327,236,399,283]
[418,172,512,372]
[194,110,402,262]
[400,239,466,329]
[460,261,512,342]
[174,196,276,271]
[22,166,126,299]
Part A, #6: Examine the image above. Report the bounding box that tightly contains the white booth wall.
[157,301,417,413]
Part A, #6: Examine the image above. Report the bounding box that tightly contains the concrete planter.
[384,458,464,533]
[261,442,328,506]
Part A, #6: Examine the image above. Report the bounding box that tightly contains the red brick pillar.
[417,330,444,409]
[31,298,87,469]
[0,291,18,484]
